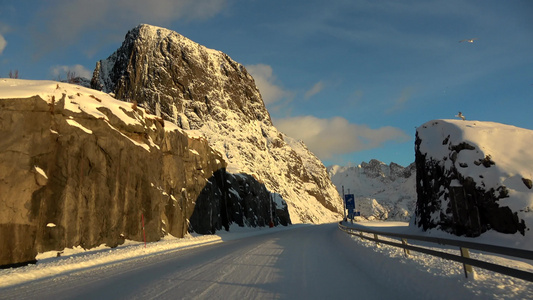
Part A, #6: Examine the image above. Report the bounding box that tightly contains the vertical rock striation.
[0,80,290,267]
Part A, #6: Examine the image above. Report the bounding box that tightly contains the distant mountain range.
[328,159,416,221]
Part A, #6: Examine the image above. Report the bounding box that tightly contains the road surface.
[0,223,459,299]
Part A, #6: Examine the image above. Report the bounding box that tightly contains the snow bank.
[0,225,295,288]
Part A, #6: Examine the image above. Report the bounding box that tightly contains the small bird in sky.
[459,38,478,43]
[456,112,466,121]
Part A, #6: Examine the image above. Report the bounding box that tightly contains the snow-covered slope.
[415,119,533,240]
[91,24,343,223]
[328,160,416,221]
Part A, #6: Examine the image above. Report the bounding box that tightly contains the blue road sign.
[344,194,355,210]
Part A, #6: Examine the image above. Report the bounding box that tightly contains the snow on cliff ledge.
[0,78,180,139]
[417,119,533,236]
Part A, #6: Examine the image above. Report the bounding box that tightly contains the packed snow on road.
[1,222,531,299]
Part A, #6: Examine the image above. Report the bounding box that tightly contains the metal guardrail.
[338,221,533,282]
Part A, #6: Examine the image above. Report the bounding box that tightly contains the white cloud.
[0,23,8,55]
[274,115,410,160]
[246,64,290,105]
[0,34,6,55]
[304,81,325,99]
[117,0,226,21]
[32,0,227,56]
[51,64,93,80]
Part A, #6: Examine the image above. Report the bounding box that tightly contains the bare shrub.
[8,70,19,78]
[66,70,78,83]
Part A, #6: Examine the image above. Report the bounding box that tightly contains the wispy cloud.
[51,64,93,79]
[275,0,488,55]
[304,81,325,99]
[350,89,364,103]
[246,63,291,106]
[30,0,227,57]
[0,23,9,55]
[274,115,410,160]
[0,34,6,55]
[386,87,414,114]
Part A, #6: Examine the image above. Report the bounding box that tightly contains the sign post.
[141,213,146,248]
[342,186,346,220]
[344,194,355,223]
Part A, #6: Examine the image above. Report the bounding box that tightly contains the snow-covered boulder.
[414,119,532,237]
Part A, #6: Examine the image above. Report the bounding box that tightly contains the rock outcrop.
[328,160,416,221]
[0,80,289,267]
[414,120,532,237]
[91,24,343,223]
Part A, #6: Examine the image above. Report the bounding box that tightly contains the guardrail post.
[460,247,474,278]
[401,238,410,256]
[374,233,379,245]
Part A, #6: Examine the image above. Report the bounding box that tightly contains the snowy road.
[2,223,529,299]
[0,224,403,299]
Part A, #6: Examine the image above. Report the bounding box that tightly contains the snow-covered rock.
[328,159,416,221]
[91,24,343,223]
[0,79,290,267]
[414,119,532,238]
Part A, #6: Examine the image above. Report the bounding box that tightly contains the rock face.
[91,24,343,223]
[0,80,289,267]
[328,159,416,221]
[414,120,532,237]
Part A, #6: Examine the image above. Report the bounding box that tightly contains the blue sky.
[1,0,532,167]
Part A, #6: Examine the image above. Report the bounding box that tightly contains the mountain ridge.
[91,24,343,223]
[328,159,416,221]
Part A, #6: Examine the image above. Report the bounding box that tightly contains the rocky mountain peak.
[360,159,387,178]
[91,24,343,223]
[357,159,413,180]
[92,24,271,130]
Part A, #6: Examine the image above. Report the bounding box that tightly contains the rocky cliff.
[91,24,343,223]
[0,79,289,267]
[328,159,416,221]
[414,119,532,237]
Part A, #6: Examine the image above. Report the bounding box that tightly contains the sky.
[1,0,532,167]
